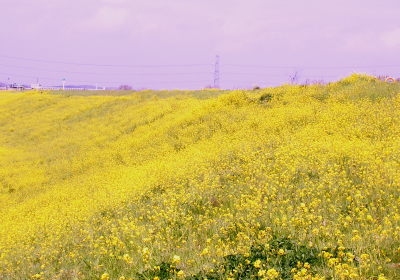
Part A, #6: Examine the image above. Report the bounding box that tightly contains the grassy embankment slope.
[0,75,399,279]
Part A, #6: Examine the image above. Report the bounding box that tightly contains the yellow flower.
[200,247,209,256]
[253,259,262,268]
[122,254,133,264]
[377,274,388,280]
[322,251,333,259]
[328,258,339,267]
[172,255,181,264]
[100,273,110,280]
[142,247,149,255]
[266,268,279,279]
[31,274,43,280]
[177,270,185,278]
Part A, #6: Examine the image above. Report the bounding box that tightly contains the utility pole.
[213,55,220,89]
[62,78,66,90]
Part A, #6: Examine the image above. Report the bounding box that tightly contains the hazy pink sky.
[1,0,400,89]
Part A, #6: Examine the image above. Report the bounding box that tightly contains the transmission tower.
[213,55,220,89]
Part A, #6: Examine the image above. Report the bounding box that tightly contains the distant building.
[31,83,42,89]
[10,83,26,90]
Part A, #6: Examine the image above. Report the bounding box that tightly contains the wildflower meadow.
[0,74,400,279]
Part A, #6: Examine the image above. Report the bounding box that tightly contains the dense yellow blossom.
[0,75,399,279]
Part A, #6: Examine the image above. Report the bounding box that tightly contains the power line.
[1,54,399,70]
[0,71,211,85]
[0,63,213,76]
[0,63,340,77]
[224,64,400,69]
[0,54,213,68]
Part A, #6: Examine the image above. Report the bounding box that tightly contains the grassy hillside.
[0,75,400,280]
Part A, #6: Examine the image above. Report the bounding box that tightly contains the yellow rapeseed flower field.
[0,74,399,279]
